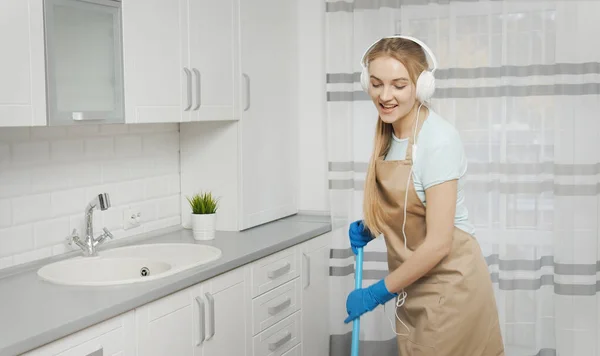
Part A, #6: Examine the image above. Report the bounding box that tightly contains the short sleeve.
[418,129,466,190]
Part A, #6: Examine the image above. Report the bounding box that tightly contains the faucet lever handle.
[102,227,114,240]
[66,229,79,245]
[94,227,114,246]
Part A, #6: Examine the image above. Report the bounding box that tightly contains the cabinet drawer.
[252,311,301,356]
[252,278,300,335]
[251,247,298,297]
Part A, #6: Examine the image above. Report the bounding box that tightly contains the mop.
[351,246,364,356]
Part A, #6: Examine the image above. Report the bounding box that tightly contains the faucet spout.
[85,193,111,244]
[87,193,111,212]
[67,193,114,256]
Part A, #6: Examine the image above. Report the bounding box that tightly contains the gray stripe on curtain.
[330,267,600,295]
[329,161,369,172]
[331,250,600,275]
[330,250,600,295]
[329,161,600,175]
[326,0,504,12]
[329,333,556,356]
[327,84,600,101]
[326,63,600,82]
[329,179,600,195]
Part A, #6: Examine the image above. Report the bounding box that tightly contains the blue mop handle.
[351,247,364,356]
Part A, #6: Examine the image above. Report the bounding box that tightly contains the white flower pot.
[191,213,216,240]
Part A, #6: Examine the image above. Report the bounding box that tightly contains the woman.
[343,36,504,355]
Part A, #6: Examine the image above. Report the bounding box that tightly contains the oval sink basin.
[99,243,222,270]
[37,257,172,286]
[37,243,222,286]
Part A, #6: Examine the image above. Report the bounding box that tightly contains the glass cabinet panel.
[44,0,124,125]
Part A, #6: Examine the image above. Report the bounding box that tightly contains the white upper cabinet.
[44,0,125,126]
[0,0,46,127]
[122,0,239,124]
[179,0,299,231]
[122,0,189,124]
[187,0,240,122]
[238,0,299,229]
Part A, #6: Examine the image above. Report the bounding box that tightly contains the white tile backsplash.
[0,123,182,270]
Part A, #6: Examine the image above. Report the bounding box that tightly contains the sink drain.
[140,267,150,277]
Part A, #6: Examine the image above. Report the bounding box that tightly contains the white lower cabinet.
[300,233,331,356]
[135,267,247,356]
[22,232,330,356]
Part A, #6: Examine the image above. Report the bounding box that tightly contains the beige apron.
[375,117,505,356]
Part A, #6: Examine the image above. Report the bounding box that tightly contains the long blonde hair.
[362,37,430,237]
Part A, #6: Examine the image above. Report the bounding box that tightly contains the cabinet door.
[122,0,189,123]
[0,0,46,127]
[194,268,247,356]
[22,312,135,356]
[238,0,299,230]
[136,289,194,356]
[301,234,331,356]
[43,0,124,126]
[187,0,240,122]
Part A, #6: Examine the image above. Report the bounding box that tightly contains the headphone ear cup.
[360,66,370,92]
[415,71,436,103]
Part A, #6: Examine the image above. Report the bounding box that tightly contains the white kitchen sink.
[37,243,222,286]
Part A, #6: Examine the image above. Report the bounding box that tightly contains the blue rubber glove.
[348,220,374,255]
[344,279,397,324]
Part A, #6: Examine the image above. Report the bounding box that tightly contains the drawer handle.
[268,297,292,315]
[86,348,103,356]
[268,262,291,279]
[196,296,206,346]
[268,330,292,351]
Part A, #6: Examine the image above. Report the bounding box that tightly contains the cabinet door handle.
[193,68,201,110]
[86,348,103,356]
[303,253,311,289]
[195,296,206,346]
[204,292,215,340]
[268,331,292,351]
[268,297,291,315]
[242,73,250,111]
[267,262,291,279]
[184,68,192,111]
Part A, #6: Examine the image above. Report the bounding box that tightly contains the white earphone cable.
[386,101,424,337]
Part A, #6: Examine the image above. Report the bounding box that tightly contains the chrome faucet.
[67,193,114,256]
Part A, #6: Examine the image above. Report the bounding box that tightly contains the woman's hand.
[384,179,457,293]
[344,279,397,323]
[348,220,375,255]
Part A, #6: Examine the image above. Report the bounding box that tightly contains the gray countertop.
[0,213,331,356]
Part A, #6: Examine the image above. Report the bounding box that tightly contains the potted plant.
[186,191,219,240]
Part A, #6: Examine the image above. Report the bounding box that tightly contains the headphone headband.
[360,35,438,73]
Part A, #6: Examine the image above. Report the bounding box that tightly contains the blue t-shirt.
[384,110,475,236]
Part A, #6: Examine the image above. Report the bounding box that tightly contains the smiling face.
[367,56,418,125]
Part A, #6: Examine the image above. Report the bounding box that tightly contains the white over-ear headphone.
[359,35,438,104]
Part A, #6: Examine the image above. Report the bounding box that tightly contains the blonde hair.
[362,37,430,237]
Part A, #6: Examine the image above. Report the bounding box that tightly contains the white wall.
[0,124,181,270]
[296,0,329,213]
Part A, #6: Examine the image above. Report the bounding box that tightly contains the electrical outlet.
[123,208,141,230]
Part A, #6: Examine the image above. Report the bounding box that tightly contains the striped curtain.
[325,1,600,355]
